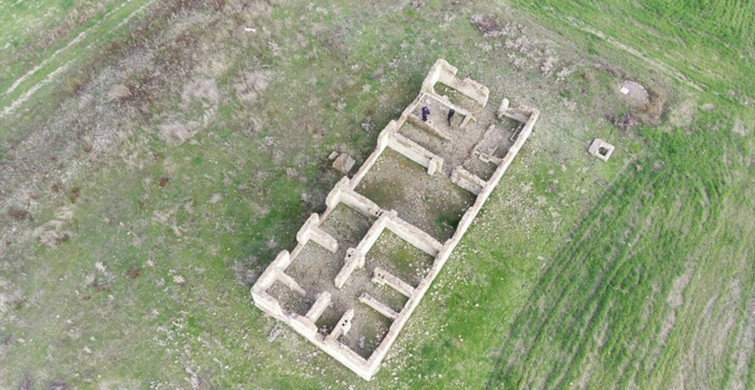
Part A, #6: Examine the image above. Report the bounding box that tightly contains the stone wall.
[250,59,539,380]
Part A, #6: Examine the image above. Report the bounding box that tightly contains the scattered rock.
[7,207,31,221]
[328,151,339,160]
[267,322,282,342]
[187,371,202,390]
[555,67,573,82]
[732,118,747,136]
[540,56,557,76]
[332,153,355,174]
[107,84,131,102]
[335,98,346,112]
[209,193,222,204]
[173,275,186,285]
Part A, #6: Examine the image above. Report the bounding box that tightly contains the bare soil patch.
[619,80,650,106]
[356,149,476,241]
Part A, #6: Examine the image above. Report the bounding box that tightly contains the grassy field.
[487,116,754,389]
[0,0,753,388]
[506,0,755,97]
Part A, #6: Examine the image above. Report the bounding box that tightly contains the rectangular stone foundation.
[251,59,539,380]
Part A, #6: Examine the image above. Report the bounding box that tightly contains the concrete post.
[384,212,442,256]
[359,293,399,320]
[306,291,332,323]
[276,269,306,297]
[372,266,415,297]
[297,214,339,253]
[451,167,486,195]
[334,248,366,289]
[497,98,510,119]
[427,155,443,176]
[326,309,354,342]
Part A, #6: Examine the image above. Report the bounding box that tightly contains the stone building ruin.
[251,59,540,380]
[588,138,615,162]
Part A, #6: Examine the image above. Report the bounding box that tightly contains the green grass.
[435,212,461,233]
[487,116,754,388]
[503,0,755,100]
[1,0,753,388]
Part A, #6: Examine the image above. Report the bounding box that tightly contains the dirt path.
[565,17,704,92]
[1,0,155,118]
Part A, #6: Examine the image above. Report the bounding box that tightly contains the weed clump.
[127,266,140,279]
[608,87,665,131]
[68,186,81,203]
[607,111,641,132]
[7,208,31,221]
[638,87,665,123]
[470,15,501,37]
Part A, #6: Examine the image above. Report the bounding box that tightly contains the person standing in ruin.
[421,106,430,122]
[447,108,455,126]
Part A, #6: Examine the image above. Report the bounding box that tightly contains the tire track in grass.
[729,216,755,389]
[1,59,74,116]
[485,127,733,389]
[485,163,657,388]
[572,205,657,388]
[0,0,154,118]
[576,173,719,389]
[501,177,650,388]
[550,170,679,389]
[665,187,755,389]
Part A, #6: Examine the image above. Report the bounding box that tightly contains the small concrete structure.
[588,138,615,162]
[251,59,540,380]
[332,153,356,173]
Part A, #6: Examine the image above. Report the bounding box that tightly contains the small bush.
[7,208,31,221]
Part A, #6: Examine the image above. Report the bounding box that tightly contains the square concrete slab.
[588,138,615,161]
